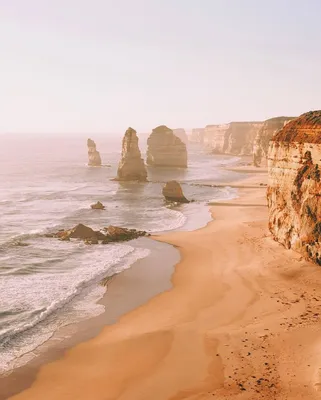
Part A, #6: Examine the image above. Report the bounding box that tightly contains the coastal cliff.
[267,110,321,264]
[173,129,188,144]
[116,128,147,181]
[204,122,262,155]
[87,138,102,166]
[253,117,295,166]
[146,125,187,168]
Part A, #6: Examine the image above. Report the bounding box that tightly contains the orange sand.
[9,173,321,399]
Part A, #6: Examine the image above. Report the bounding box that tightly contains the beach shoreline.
[5,166,321,399]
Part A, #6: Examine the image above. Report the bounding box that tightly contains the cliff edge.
[267,110,321,264]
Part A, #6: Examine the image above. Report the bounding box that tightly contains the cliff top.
[272,111,321,143]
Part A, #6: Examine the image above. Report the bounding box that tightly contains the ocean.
[0,133,242,375]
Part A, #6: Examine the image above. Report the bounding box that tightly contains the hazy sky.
[1,0,321,134]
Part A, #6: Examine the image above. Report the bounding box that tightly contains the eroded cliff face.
[253,117,295,167]
[224,122,263,155]
[147,125,187,168]
[87,138,102,166]
[203,122,262,155]
[204,124,229,153]
[267,110,321,264]
[116,127,147,181]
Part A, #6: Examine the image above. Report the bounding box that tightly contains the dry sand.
[8,171,321,400]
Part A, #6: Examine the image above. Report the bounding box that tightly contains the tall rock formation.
[87,138,102,166]
[146,125,187,168]
[253,117,295,167]
[173,129,188,144]
[267,110,321,265]
[116,127,147,181]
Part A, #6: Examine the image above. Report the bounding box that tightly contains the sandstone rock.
[204,122,263,155]
[147,125,187,168]
[90,201,105,210]
[173,128,188,144]
[116,127,147,181]
[267,110,321,265]
[224,122,263,155]
[253,117,295,167]
[87,138,102,166]
[162,181,189,203]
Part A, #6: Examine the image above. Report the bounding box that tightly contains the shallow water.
[0,133,242,373]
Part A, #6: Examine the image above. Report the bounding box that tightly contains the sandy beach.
[6,170,321,400]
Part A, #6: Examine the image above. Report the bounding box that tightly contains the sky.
[1,0,321,134]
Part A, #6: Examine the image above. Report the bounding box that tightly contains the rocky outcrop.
[147,125,187,168]
[253,117,295,167]
[87,138,102,166]
[50,224,148,244]
[90,201,105,210]
[116,128,147,181]
[267,110,321,265]
[162,181,189,203]
[173,129,188,144]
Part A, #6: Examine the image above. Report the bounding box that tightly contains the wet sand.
[0,239,180,400]
[6,170,321,399]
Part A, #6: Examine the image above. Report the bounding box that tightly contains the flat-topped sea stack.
[116,127,147,181]
[147,125,187,168]
[87,138,102,166]
[267,110,321,264]
[253,117,295,167]
[162,181,189,203]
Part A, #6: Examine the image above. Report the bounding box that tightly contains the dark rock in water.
[104,225,147,242]
[116,127,147,181]
[162,181,189,203]
[50,224,147,244]
[90,201,105,210]
[68,224,97,239]
[87,138,102,166]
[146,125,187,168]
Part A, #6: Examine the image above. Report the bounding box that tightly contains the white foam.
[0,245,150,374]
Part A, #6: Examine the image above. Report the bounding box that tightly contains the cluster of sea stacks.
[88,125,188,178]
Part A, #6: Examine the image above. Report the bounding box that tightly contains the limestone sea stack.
[116,127,147,181]
[253,117,295,167]
[162,181,189,203]
[147,125,187,168]
[267,110,321,264]
[87,138,102,166]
